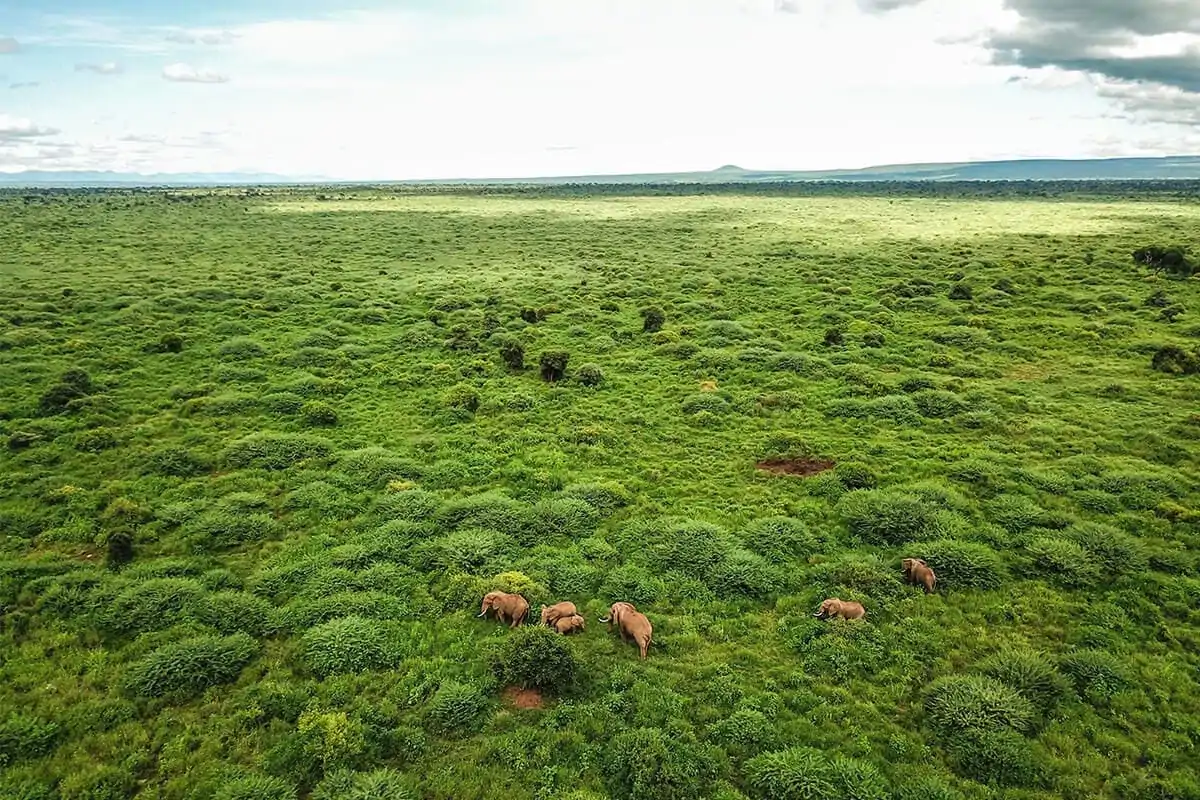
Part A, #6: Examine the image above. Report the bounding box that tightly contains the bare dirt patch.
[502,686,544,710]
[756,457,835,477]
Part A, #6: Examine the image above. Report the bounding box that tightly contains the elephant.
[554,614,586,635]
[814,598,866,621]
[902,557,937,594]
[478,591,529,628]
[540,601,579,628]
[599,601,652,659]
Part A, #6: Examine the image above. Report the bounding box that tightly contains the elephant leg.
[638,637,648,660]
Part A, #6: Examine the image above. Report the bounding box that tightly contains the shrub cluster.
[837,490,940,545]
[224,433,334,470]
[301,616,401,677]
[123,633,259,700]
[745,747,890,800]
[491,625,577,692]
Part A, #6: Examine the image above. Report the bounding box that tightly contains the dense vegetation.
[1,184,1198,800]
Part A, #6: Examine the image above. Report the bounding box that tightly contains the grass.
[1,184,1199,799]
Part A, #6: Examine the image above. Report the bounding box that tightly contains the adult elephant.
[540,601,578,628]
[599,601,653,659]
[902,557,937,594]
[814,597,866,621]
[478,591,530,628]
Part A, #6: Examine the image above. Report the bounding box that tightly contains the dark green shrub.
[913,390,967,418]
[811,555,904,599]
[681,393,729,415]
[497,337,525,371]
[300,400,339,427]
[58,766,137,800]
[520,307,546,324]
[603,727,718,800]
[124,633,259,700]
[1059,650,1131,702]
[214,774,296,800]
[924,674,1035,737]
[151,446,210,477]
[196,591,274,636]
[837,489,939,545]
[311,769,415,800]
[829,756,891,800]
[0,713,60,765]
[105,530,133,570]
[823,327,844,347]
[862,331,886,348]
[745,747,836,800]
[563,482,631,514]
[302,616,400,677]
[1062,522,1148,575]
[339,448,420,488]
[492,625,577,692]
[987,495,1046,533]
[645,520,734,579]
[74,427,118,452]
[576,363,604,387]
[540,350,569,382]
[528,497,599,542]
[707,709,777,760]
[438,492,529,535]
[739,517,818,564]
[152,332,185,353]
[102,577,205,635]
[219,337,267,360]
[262,392,306,414]
[1027,537,1101,587]
[1133,245,1194,278]
[835,462,877,490]
[1151,344,1199,375]
[946,729,1041,788]
[978,650,1070,716]
[39,369,93,415]
[949,283,973,300]
[710,550,783,600]
[641,307,665,333]
[425,682,489,735]
[225,433,333,470]
[908,540,1005,589]
[187,509,279,550]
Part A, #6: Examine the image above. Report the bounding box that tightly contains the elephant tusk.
[598,616,611,622]
[477,612,487,617]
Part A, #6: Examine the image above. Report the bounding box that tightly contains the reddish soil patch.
[756,457,835,477]
[502,686,544,710]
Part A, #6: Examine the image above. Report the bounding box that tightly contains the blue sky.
[2,0,1198,178]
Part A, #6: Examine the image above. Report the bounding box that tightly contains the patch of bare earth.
[502,686,544,710]
[756,457,835,477]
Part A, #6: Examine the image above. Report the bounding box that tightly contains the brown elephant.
[599,601,652,659]
[478,591,529,628]
[814,598,866,621]
[554,614,586,635]
[540,601,578,628]
[902,558,937,594]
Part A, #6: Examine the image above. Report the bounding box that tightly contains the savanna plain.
[1,183,1199,800]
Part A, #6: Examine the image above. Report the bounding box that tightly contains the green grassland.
[1,186,1199,800]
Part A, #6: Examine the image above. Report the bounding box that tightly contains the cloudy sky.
[1,0,1198,178]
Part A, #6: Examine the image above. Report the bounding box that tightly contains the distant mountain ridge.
[3,156,1200,187]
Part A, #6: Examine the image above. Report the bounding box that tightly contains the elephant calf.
[814,598,866,621]
[599,601,653,659]
[540,601,578,628]
[902,558,937,594]
[554,614,585,635]
[478,591,530,628]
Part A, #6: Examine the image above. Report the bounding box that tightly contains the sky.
[1,0,1199,178]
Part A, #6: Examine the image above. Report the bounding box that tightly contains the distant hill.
[2,156,1200,187]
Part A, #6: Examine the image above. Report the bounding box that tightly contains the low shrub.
[1059,649,1131,702]
[0,713,60,765]
[496,336,525,371]
[151,446,210,477]
[105,530,133,570]
[837,489,939,545]
[492,625,577,692]
[576,363,604,387]
[443,384,480,412]
[311,769,414,800]
[540,351,569,382]
[710,549,784,600]
[912,390,967,418]
[214,774,296,800]
[641,307,665,333]
[302,616,400,677]
[924,674,1035,737]
[739,517,818,564]
[219,337,267,361]
[603,727,718,800]
[1027,537,1101,587]
[1150,344,1199,375]
[102,577,205,636]
[438,492,530,535]
[977,649,1070,716]
[1062,522,1148,575]
[907,540,1005,589]
[528,496,599,542]
[196,591,274,636]
[339,448,421,489]
[38,369,94,415]
[835,462,878,490]
[745,747,836,800]
[225,433,333,470]
[707,709,777,760]
[988,495,1046,533]
[425,682,490,735]
[300,401,339,427]
[946,729,1041,788]
[563,482,631,514]
[123,633,259,700]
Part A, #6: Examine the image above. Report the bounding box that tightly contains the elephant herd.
[478,591,654,659]
[477,558,937,659]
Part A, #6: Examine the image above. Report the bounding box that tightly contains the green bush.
[492,625,577,692]
[302,616,401,677]
[923,674,1035,737]
[58,766,136,800]
[438,492,530,535]
[977,650,1070,716]
[1027,537,1101,587]
[907,540,1005,589]
[425,682,490,735]
[603,727,718,800]
[707,709,777,760]
[196,591,274,636]
[151,446,210,477]
[681,393,729,415]
[1059,650,1131,702]
[710,549,783,600]
[214,774,296,800]
[187,509,279,550]
[641,307,666,333]
[219,337,267,360]
[576,363,605,387]
[497,336,525,371]
[38,369,94,415]
[835,462,878,490]
[300,400,339,427]
[1062,522,1148,575]
[946,729,1041,787]
[739,517,818,564]
[528,497,599,542]
[311,769,415,800]
[563,482,631,514]
[224,433,333,470]
[912,390,967,418]
[810,555,905,599]
[123,633,259,700]
[987,495,1046,533]
[540,350,570,382]
[745,747,836,800]
[837,489,939,545]
[645,520,735,579]
[0,713,60,765]
[444,383,481,412]
[102,577,205,636]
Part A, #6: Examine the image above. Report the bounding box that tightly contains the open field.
[1,185,1199,800]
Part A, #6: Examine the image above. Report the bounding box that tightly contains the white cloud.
[162,63,230,83]
[0,115,60,139]
[75,62,123,75]
[165,28,237,45]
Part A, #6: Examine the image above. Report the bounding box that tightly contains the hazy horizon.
[3,0,1199,180]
